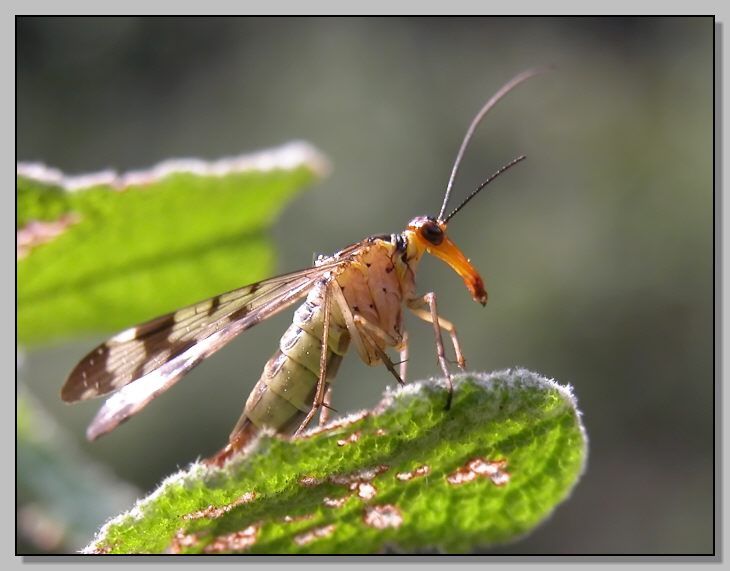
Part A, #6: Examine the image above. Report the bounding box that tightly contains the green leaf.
[17,143,329,345]
[84,370,587,554]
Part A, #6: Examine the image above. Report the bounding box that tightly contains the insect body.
[62,69,544,465]
[223,217,487,463]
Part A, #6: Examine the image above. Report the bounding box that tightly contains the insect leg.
[407,295,466,369]
[407,292,457,409]
[399,330,409,382]
[329,281,402,385]
[293,283,332,437]
[353,313,401,346]
[352,315,405,386]
[319,385,335,426]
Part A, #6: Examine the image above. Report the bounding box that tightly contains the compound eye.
[421,221,444,245]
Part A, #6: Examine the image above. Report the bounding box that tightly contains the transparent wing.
[63,267,332,401]
[61,253,363,439]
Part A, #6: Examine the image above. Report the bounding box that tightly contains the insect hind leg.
[329,280,405,387]
[319,385,335,426]
[293,282,333,437]
[399,330,409,382]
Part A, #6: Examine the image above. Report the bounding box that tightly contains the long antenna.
[437,67,550,221]
[443,155,526,223]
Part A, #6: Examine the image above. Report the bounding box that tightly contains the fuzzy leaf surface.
[85,370,587,554]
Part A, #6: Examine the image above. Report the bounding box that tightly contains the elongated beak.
[427,236,488,306]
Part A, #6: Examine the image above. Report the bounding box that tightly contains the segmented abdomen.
[235,281,350,436]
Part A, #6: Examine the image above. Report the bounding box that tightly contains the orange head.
[405,216,487,306]
[397,69,545,307]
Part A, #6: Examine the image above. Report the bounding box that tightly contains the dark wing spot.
[228,304,252,322]
[134,314,176,339]
[62,343,111,401]
[130,340,196,383]
[207,295,222,316]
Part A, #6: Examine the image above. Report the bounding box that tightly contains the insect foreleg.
[407,295,466,370]
[293,283,332,437]
[407,292,460,409]
[352,315,405,386]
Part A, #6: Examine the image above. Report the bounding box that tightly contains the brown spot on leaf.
[17,213,80,259]
[446,457,510,487]
[355,482,377,500]
[326,464,389,503]
[294,524,336,546]
[204,524,259,553]
[446,467,478,485]
[182,491,256,520]
[330,464,389,486]
[89,544,114,554]
[323,495,350,508]
[281,513,315,524]
[337,431,361,447]
[490,471,511,486]
[168,529,203,554]
[362,504,403,529]
[396,464,431,482]
[299,475,323,487]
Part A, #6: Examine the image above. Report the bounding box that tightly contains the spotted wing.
[61,258,358,440]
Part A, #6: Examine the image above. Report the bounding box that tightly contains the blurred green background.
[17,17,713,554]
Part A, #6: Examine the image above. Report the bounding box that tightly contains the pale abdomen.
[233,282,350,437]
[227,239,412,449]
